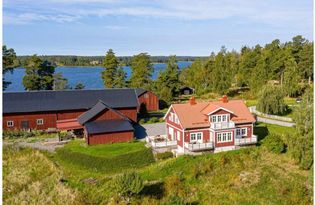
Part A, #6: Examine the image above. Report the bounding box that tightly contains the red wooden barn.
[3,89,146,145]
[135,88,159,112]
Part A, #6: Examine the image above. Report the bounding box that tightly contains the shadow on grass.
[254,125,269,144]
[140,181,165,199]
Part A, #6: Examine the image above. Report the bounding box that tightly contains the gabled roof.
[169,99,255,129]
[85,119,134,134]
[3,89,139,114]
[135,88,147,97]
[78,100,129,125]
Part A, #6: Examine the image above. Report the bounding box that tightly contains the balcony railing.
[210,122,235,130]
[146,135,177,148]
[184,142,214,151]
[235,135,257,146]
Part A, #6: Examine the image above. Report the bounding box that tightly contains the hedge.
[56,147,155,173]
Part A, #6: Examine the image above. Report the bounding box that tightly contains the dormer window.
[210,114,229,123]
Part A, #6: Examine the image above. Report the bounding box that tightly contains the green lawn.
[62,140,147,158]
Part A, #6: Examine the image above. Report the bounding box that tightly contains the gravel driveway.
[134,122,166,140]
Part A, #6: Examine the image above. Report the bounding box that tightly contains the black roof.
[78,100,129,125]
[135,88,147,97]
[85,119,134,134]
[3,89,139,114]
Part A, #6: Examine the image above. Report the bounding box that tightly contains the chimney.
[189,96,197,105]
[221,95,228,103]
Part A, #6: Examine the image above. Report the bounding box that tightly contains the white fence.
[249,106,293,122]
[235,135,257,146]
[146,136,177,148]
[184,142,214,151]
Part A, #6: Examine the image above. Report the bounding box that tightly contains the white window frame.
[174,114,179,124]
[144,93,149,99]
[217,132,233,143]
[7,121,14,127]
[211,114,229,123]
[236,129,241,136]
[241,128,247,136]
[190,132,203,142]
[36,119,44,125]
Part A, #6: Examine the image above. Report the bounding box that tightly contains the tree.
[212,47,231,94]
[102,49,119,88]
[113,67,127,88]
[155,55,180,103]
[129,53,153,89]
[75,82,85,90]
[3,45,18,90]
[298,42,313,84]
[256,85,287,115]
[290,89,313,169]
[23,55,55,90]
[113,172,144,199]
[53,73,70,90]
[282,50,301,96]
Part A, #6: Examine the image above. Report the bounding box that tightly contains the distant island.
[16,55,206,67]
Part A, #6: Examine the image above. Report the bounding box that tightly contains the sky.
[3,0,313,56]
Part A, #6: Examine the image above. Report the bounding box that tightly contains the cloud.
[3,0,312,26]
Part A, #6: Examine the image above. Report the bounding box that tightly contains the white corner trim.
[208,107,234,115]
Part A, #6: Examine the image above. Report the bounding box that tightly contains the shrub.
[113,172,144,197]
[56,147,155,173]
[3,130,36,139]
[165,195,185,205]
[156,152,173,160]
[263,134,285,154]
[139,119,146,124]
[150,117,159,123]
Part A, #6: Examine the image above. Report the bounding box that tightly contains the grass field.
[3,123,312,204]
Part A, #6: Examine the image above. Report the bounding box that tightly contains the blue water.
[4,61,192,92]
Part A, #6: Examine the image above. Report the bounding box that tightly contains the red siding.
[165,108,183,130]
[3,112,57,130]
[214,130,235,147]
[211,109,231,115]
[88,131,134,145]
[138,91,159,111]
[57,110,86,120]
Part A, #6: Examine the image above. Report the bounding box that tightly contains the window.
[236,129,241,136]
[241,128,247,136]
[37,119,44,125]
[174,115,179,124]
[222,115,227,122]
[212,116,217,122]
[217,115,222,122]
[169,112,174,122]
[7,121,14,127]
[177,131,180,141]
[144,93,149,98]
[197,133,202,140]
[217,132,233,143]
[190,133,196,141]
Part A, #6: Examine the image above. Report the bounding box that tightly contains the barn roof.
[3,89,139,114]
[135,88,147,96]
[78,100,129,125]
[85,119,134,134]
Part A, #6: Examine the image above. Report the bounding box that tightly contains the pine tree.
[23,55,55,90]
[113,67,127,88]
[102,49,119,88]
[53,73,70,90]
[129,53,153,89]
[282,49,301,96]
[3,45,18,90]
[212,47,230,94]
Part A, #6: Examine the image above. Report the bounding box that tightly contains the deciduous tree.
[3,45,18,90]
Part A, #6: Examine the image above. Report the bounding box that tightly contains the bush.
[150,117,159,123]
[56,147,155,173]
[3,130,36,139]
[156,152,173,160]
[139,119,146,124]
[263,134,286,154]
[113,172,144,197]
[257,85,287,115]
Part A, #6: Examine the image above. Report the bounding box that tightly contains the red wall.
[57,110,86,120]
[138,91,159,111]
[214,130,235,147]
[91,108,137,122]
[3,107,137,131]
[3,112,57,130]
[88,131,134,145]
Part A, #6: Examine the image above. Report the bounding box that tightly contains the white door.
[210,131,214,142]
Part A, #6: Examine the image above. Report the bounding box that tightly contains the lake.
[4,61,192,92]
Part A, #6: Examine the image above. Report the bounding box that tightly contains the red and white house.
[163,95,257,154]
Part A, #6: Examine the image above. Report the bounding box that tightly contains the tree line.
[16,55,201,67]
